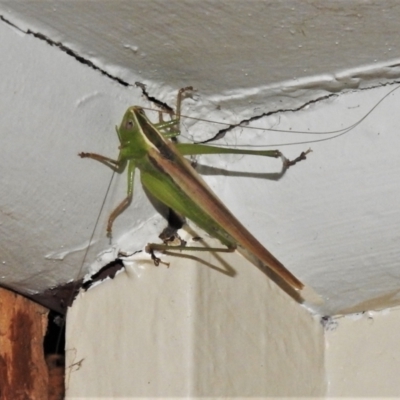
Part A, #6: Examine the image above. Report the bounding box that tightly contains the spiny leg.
[282,148,312,169]
[78,152,126,173]
[106,160,136,237]
[107,196,132,237]
[174,143,312,169]
[176,86,194,121]
[145,241,235,267]
[153,86,194,140]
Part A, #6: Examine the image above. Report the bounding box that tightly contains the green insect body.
[80,91,311,292]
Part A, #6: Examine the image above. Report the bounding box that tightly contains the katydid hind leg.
[175,143,311,169]
[175,143,282,158]
[147,242,236,254]
[282,148,312,169]
[145,241,235,268]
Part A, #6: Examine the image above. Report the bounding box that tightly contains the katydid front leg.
[175,86,194,120]
[153,86,194,138]
[78,152,125,172]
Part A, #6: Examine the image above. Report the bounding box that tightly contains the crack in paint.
[0,15,178,122]
[135,81,174,112]
[4,12,397,151]
[0,14,129,87]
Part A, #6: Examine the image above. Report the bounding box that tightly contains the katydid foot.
[282,148,312,168]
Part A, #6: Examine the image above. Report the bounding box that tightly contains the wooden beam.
[0,287,49,399]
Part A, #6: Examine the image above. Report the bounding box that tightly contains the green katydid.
[79,87,311,292]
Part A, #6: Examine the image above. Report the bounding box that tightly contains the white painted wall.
[326,308,400,397]
[66,252,400,398]
[66,246,326,398]
[3,1,400,108]
[0,20,147,294]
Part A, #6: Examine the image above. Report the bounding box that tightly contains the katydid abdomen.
[139,140,304,291]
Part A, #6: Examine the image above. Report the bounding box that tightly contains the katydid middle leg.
[78,152,135,237]
[106,160,136,237]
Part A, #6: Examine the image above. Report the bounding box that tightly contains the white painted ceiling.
[1,0,400,315]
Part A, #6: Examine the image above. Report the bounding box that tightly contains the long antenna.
[55,171,115,354]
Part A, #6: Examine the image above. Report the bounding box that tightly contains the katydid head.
[118,107,140,141]
[118,107,146,143]
[116,107,160,160]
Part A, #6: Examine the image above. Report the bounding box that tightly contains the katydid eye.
[125,120,134,129]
